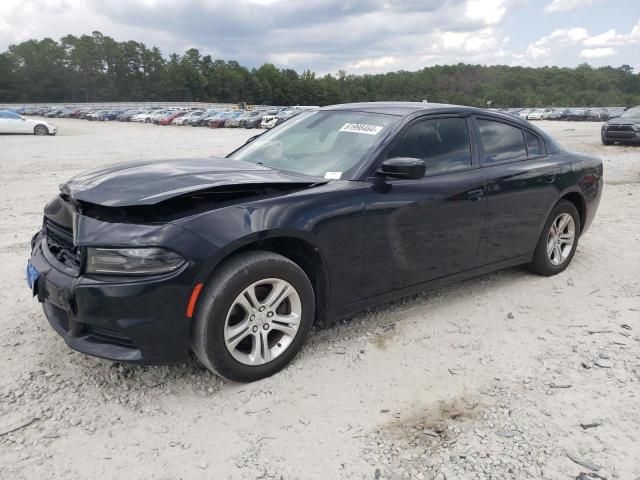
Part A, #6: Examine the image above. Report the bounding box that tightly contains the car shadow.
[33,265,533,396]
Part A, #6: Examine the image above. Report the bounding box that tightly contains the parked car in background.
[226,111,263,128]
[130,110,161,123]
[260,108,307,128]
[159,111,187,125]
[566,109,587,121]
[189,109,218,126]
[547,109,568,120]
[151,110,176,124]
[117,110,144,121]
[586,108,609,122]
[601,106,640,145]
[517,109,533,120]
[0,110,58,135]
[244,110,275,129]
[172,110,204,125]
[193,111,220,126]
[209,111,243,128]
[527,108,553,120]
[607,107,626,119]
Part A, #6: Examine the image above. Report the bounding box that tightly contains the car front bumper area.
[602,125,640,143]
[29,226,217,364]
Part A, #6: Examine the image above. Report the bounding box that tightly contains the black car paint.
[29,102,603,364]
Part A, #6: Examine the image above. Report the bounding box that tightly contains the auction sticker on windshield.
[339,123,383,135]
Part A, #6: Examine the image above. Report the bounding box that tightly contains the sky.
[0,0,638,74]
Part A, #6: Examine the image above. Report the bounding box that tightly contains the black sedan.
[601,106,640,145]
[28,102,602,382]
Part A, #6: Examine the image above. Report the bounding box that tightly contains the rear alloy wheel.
[192,251,314,382]
[34,125,48,136]
[528,200,580,276]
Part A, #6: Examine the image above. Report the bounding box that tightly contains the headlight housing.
[86,247,185,275]
[632,123,640,131]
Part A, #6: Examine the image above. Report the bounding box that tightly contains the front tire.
[192,251,315,382]
[601,136,613,145]
[528,200,581,276]
[34,125,48,136]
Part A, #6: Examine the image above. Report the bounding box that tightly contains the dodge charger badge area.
[28,102,603,382]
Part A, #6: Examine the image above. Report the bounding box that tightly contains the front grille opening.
[44,218,81,270]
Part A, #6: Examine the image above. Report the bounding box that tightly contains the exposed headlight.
[86,247,185,275]
[633,123,640,131]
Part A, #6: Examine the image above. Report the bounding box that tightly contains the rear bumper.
[29,225,221,364]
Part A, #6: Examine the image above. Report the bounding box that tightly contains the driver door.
[361,116,487,298]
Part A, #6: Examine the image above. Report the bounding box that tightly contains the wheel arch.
[559,191,586,234]
[210,235,330,325]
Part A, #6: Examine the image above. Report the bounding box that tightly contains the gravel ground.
[0,119,638,480]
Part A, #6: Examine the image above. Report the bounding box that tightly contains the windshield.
[229,110,400,179]
[621,107,640,118]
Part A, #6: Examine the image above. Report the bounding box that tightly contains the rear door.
[361,115,487,297]
[472,116,565,265]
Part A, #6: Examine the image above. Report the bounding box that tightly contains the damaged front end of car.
[28,157,327,364]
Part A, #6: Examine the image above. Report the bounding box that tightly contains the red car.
[159,111,186,125]
[209,112,242,128]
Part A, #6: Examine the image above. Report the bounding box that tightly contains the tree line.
[1,31,639,107]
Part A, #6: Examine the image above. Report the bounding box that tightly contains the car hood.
[607,117,640,125]
[60,157,328,207]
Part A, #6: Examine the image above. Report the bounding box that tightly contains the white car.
[0,110,57,135]
[130,110,161,123]
[527,108,552,120]
[517,109,532,119]
[172,111,203,125]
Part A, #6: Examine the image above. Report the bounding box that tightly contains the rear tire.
[528,200,581,276]
[192,251,315,382]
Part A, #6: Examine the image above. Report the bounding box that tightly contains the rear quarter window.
[524,131,542,156]
[476,119,527,163]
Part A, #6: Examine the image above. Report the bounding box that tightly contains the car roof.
[322,101,490,116]
[321,101,537,125]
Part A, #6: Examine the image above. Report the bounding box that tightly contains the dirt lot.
[0,119,638,480]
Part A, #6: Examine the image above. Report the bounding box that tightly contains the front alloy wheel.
[34,125,48,136]
[224,278,301,366]
[192,251,315,382]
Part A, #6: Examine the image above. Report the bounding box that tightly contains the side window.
[476,119,527,163]
[0,112,8,119]
[387,117,472,175]
[524,130,541,156]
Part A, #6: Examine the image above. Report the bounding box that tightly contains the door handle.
[467,189,484,202]
[543,172,556,183]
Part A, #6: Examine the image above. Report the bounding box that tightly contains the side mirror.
[376,157,426,180]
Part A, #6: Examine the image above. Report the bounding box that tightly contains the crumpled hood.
[60,157,327,207]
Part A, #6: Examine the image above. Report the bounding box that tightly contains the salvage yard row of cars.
[495,106,628,121]
[8,105,317,129]
[2,104,639,145]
